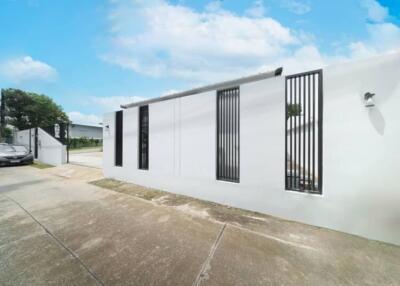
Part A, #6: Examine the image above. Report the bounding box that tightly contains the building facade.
[69,123,102,139]
[103,53,400,245]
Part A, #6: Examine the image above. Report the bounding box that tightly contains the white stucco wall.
[14,128,35,152]
[37,128,66,166]
[14,128,66,166]
[103,53,400,245]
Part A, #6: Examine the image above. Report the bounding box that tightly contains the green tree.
[2,88,69,130]
[287,103,302,119]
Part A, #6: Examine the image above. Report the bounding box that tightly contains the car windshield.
[12,145,28,152]
[0,145,16,153]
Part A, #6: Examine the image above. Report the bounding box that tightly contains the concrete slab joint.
[193,223,227,286]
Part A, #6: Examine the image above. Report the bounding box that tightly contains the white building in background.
[69,123,102,139]
[103,52,400,245]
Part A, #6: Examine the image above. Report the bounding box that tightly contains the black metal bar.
[298,77,302,190]
[293,77,297,189]
[237,88,240,182]
[232,89,235,180]
[222,92,225,179]
[29,128,32,153]
[220,92,222,178]
[312,73,316,191]
[285,78,288,189]
[318,71,323,193]
[228,89,231,180]
[216,91,219,179]
[303,75,306,191]
[115,110,123,167]
[231,89,234,181]
[297,77,300,190]
[235,90,239,180]
[67,123,70,163]
[289,78,292,189]
[307,75,311,190]
[34,127,38,159]
[234,89,237,181]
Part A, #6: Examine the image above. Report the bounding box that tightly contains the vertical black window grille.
[217,87,240,183]
[138,105,149,170]
[285,70,323,194]
[115,110,123,167]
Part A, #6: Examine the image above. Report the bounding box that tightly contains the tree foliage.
[2,88,69,130]
[287,103,302,119]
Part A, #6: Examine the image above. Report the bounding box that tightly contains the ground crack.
[193,223,227,286]
[2,194,105,286]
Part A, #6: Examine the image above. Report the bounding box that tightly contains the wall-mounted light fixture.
[364,92,375,108]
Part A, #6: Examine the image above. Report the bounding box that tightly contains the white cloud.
[205,1,222,12]
[245,0,266,18]
[88,95,147,112]
[0,56,57,82]
[103,0,399,83]
[361,0,388,22]
[67,111,102,126]
[257,45,344,74]
[349,21,400,59]
[103,0,298,82]
[281,0,311,15]
[68,96,149,126]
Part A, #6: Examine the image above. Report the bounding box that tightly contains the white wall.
[103,52,400,245]
[14,128,66,166]
[38,128,66,166]
[14,128,35,152]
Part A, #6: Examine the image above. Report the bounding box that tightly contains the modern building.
[69,123,102,139]
[103,52,400,245]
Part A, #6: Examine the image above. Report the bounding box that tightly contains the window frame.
[115,110,123,167]
[216,87,240,183]
[138,105,149,170]
[285,69,323,194]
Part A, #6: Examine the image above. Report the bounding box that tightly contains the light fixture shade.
[364,92,375,108]
[365,97,375,107]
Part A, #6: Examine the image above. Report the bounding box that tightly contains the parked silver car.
[0,144,34,166]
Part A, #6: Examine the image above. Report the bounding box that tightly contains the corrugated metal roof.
[121,67,283,109]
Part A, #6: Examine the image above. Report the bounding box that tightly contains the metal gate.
[285,70,323,194]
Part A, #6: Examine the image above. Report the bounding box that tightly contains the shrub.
[69,137,102,149]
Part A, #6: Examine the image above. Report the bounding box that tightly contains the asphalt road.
[1,165,400,285]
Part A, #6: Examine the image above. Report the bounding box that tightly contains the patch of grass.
[30,161,54,169]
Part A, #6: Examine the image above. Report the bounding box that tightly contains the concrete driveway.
[69,148,102,169]
[1,165,400,286]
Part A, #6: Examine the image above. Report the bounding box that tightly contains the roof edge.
[121,67,283,109]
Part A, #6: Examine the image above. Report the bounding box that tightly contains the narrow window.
[115,110,123,167]
[285,70,323,194]
[138,105,149,170]
[217,87,240,183]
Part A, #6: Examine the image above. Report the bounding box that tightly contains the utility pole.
[0,89,5,138]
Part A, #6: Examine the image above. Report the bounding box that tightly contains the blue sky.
[0,0,399,125]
